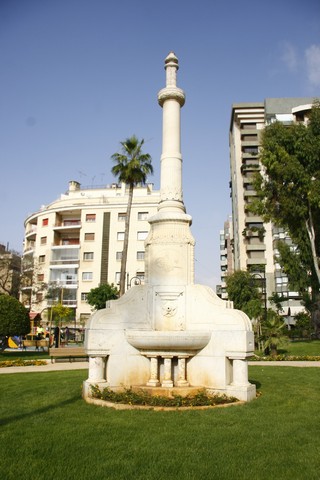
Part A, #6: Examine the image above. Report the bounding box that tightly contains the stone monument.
[83,52,256,402]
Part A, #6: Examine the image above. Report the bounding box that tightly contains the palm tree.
[111,136,153,296]
[261,310,288,356]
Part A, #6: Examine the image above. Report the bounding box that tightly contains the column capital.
[158,87,185,107]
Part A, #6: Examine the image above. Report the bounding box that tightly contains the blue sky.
[1,0,319,289]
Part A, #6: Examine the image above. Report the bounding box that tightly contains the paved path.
[1,360,320,375]
[248,361,320,367]
[0,361,89,374]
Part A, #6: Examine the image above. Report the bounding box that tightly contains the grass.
[0,367,319,480]
[279,339,320,356]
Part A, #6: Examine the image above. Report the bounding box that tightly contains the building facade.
[228,97,314,316]
[21,180,160,325]
[0,244,21,298]
[216,217,233,300]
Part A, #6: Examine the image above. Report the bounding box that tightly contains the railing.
[47,299,77,306]
[25,227,37,236]
[50,260,79,265]
[23,247,35,254]
[52,241,80,246]
[54,221,81,228]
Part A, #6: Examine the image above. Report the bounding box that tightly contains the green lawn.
[280,339,320,356]
[0,367,319,480]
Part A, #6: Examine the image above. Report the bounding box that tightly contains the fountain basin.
[125,330,211,352]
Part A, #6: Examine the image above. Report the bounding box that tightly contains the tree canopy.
[111,135,153,296]
[226,270,264,320]
[0,294,30,338]
[51,303,73,326]
[251,101,320,304]
[86,283,119,310]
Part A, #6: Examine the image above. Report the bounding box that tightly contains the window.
[117,232,125,241]
[138,212,149,221]
[83,252,94,261]
[36,292,43,302]
[42,218,48,226]
[116,251,123,260]
[118,213,126,222]
[84,233,95,241]
[86,214,96,222]
[137,231,148,241]
[40,236,47,245]
[81,292,88,302]
[39,255,45,263]
[137,251,145,260]
[115,272,121,284]
[82,272,93,281]
[37,274,44,282]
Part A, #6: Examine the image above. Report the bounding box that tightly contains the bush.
[90,385,237,407]
[0,295,30,338]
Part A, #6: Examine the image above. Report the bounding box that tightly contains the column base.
[147,380,161,387]
[82,379,109,399]
[226,384,256,402]
[161,380,174,388]
[176,380,189,387]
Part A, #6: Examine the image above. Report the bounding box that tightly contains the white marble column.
[231,358,250,386]
[88,356,106,383]
[147,356,160,387]
[157,52,186,214]
[176,355,189,387]
[161,356,173,387]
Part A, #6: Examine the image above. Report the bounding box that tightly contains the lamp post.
[251,272,267,348]
[129,276,141,288]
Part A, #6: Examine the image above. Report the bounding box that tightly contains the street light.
[251,272,267,350]
[129,276,141,288]
[251,272,267,319]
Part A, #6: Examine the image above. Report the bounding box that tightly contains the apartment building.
[0,244,21,298]
[216,217,233,300]
[228,97,314,315]
[21,180,160,324]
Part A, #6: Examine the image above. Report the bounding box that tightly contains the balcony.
[53,220,81,232]
[246,244,266,252]
[50,259,79,266]
[25,227,37,239]
[246,258,267,266]
[47,299,77,307]
[50,247,80,266]
[23,247,35,255]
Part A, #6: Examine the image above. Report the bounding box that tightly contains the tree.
[51,303,73,327]
[252,102,320,307]
[87,283,119,310]
[111,135,153,296]
[226,270,264,320]
[0,248,21,298]
[0,295,30,350]
[261,310,288,356]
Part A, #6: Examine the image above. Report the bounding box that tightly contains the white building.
[216,217,233,300]
[21,180,160,325]
[228,97,314,316]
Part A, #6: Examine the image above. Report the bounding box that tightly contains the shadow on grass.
[0,394,80,427]
[0,350,49,360]
[249,378,261,390]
